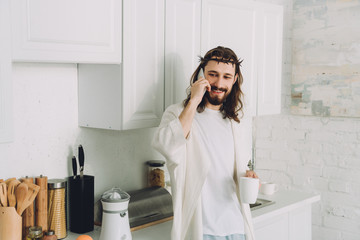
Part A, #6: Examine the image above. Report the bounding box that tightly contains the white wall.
[255,0,360,239]
[0,62,163,201]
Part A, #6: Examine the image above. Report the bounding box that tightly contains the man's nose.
[212,76,224,86]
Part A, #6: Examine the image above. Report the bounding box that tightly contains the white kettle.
[100,187,132,240]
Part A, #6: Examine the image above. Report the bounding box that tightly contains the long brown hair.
[183,46,244,123]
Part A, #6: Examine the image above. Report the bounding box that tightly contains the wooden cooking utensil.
[18,182,40,216]
[8,179,21,207]
[21,177,35,236]
[0,207,22,240]
[35,176,48,232]
[5,178,16,186]
[15,182,28,215]
[0,182,8,207]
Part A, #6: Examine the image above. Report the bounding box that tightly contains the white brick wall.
[255,0,360,239]
[256,116,360,239]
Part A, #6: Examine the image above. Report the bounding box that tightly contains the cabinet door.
[255,213,289,240]
[165,0,201,108]
[256,4,283,115]
[0,0,13,143]
[122,0,165,129]
[201,0,258,117]
[289,205,312,240]
[201,0,283,117]
[11,0,122,63]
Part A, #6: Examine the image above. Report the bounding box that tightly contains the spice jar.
[146,160,165,187]
[27,226,43,240]
[48,179,67,239]
[43,230,57,240]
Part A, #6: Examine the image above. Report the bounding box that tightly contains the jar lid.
[146,160,165,167]
[45,230,55,236]
[28,226,42,235]
[101,187,130,202]
[48,179,66,189]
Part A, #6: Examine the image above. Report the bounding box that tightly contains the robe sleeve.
[151,104,187,167]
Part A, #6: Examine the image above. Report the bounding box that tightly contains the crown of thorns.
[199,56,243,67]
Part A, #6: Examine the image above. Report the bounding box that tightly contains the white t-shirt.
[193,107,245,236]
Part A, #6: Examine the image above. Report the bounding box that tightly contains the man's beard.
[204,86,230,106]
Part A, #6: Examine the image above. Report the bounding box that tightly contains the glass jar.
[146,160,165,187]
[48,179,67,239]
[43,230,57,240]
[27,226,43,240]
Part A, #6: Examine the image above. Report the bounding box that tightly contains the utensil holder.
[68,175,94,233]
[0,207,22,240]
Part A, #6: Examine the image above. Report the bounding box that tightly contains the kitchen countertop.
[64,190,320,240]
[252,189,320,224]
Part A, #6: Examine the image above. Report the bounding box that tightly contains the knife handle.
[72,156,77,179]
[78,145,84,168]
[78,145,85,178]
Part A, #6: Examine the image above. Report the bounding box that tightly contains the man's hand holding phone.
[179,68,210,138]
[190,68,211,105]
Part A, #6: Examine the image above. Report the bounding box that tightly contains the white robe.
[152,103,255,240]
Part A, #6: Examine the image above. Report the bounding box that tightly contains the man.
[152,46,258,240]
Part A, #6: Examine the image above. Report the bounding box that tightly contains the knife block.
[68,175,94,233]
[0,207,22,240]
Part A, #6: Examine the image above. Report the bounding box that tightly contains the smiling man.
[152,46,257,240]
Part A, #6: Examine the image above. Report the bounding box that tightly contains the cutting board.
[0,207,22,240]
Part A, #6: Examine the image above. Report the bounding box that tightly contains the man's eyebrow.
[224,73,234,76]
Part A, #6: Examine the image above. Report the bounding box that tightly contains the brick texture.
[255,0,360,239]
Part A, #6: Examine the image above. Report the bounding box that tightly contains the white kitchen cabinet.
[78,0,165,130]
[0,0,13,143]
[79,0,282,130]
[289,205,312,240]
[201,0,258,117]
[201,0,283,116]
[164,0,201,108]
[255,5,283,116]
[122,0,165,129]
[254,204,313,240]
[255,212,289,240]
[11,0,122,64]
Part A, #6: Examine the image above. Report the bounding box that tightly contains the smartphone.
[197,68,204,80]
[197,68,207,95]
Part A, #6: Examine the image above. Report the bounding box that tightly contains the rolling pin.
[35,175,48,232]
[21,177,34,240]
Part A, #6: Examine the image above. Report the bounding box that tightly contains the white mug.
[239,177,259,204]
[260,182,279,195]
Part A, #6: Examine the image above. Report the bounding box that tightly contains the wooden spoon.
[5,177,16,186]
[0,182,8,207]
[8,179,21,207]
[18,182,40,215]
[15,182,28,215]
